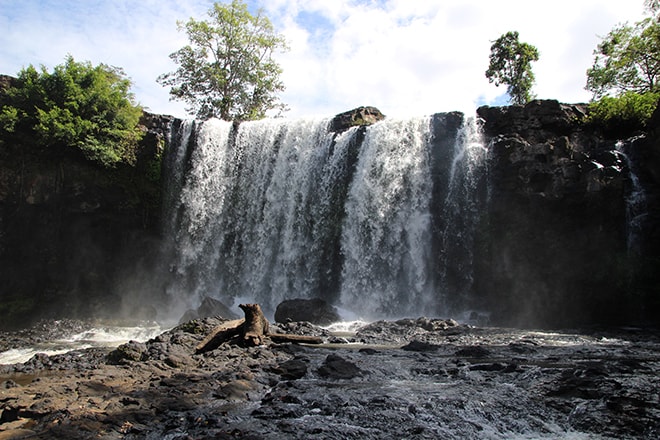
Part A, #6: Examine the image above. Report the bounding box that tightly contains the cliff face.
[0,112,173,329]
[476,100,659,327]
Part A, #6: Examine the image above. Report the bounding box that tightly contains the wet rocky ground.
[1,317,659,439]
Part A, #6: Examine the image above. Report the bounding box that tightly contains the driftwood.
[269,333,322,344]
[239,303,270,346]
[195,303,324,353]
[195,318,245,353]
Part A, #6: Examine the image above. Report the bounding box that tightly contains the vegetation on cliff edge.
[0,55,144,168]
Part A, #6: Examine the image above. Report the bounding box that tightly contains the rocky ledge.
[1,318,659,439]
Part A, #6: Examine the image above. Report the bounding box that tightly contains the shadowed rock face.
[0,108,172,330]
[274,298,341,326]
[475,99,659,327]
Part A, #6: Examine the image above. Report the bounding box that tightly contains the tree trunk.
[195,303,326,353]
[239,303,270,346]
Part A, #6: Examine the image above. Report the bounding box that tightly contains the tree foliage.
[0,55,143,167]
[587,90,659,132]
[586,17,660,99]
[485,31,539,105]
[158,0,288,121]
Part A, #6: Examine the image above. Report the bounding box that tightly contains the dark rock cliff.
[0,109,173,329]
[476,99,659,327]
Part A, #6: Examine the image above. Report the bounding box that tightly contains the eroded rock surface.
[1,318,658,439]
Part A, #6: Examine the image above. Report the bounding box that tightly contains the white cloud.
[0,0,648,119]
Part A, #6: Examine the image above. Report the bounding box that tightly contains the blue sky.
[0,0,647,119]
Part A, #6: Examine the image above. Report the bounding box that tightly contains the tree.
[645,0,660,19]
[485,31,539,105]
[158,0,288,121]
[586,17,660,99]
[0,55,143,167]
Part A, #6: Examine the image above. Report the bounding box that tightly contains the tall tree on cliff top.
[485,31,539,105]
[158,0,288,121]
[585,9,660,99]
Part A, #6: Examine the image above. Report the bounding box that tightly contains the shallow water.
[0,322,167,365]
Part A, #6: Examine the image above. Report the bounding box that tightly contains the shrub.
[0,55,144,168]
[587,91,660,132]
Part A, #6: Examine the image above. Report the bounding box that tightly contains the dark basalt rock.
[473,99,659,328]
[274,358,309,380]
[274,298,341,326]
[178,296,238,324]
[2,319,660,439]
[317,354,363,379]
[329,106,385,132]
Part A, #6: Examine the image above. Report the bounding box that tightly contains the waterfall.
[339,117,435,318]
[616,138,648,255]
[163,114,488,319]
[437,116,488,314]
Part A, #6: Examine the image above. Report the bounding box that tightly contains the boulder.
[178,297,238,324]
[274,298,341,326]
[330,106,385,132]
[317,354,362,379]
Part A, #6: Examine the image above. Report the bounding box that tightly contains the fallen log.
[195,303,326,353]
[195,318,245,353]
[268,333,323,344]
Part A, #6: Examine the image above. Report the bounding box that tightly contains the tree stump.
[195,303,324,353]
[239,303,270,346]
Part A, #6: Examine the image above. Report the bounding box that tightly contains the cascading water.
[339,117,435,318]
[615,138,648,255]
[437,116,489,315]
[162,113,488,320]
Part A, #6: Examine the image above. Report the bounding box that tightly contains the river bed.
[0,318,658,439]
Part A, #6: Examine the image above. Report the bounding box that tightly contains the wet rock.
[317,354,363,379]
[274,298,341,326]
[401,339,440,352]
[215,379,259,401]
[178,296,238,324]
[271,320,331,338]
[274,358,308,380]
[455,345,492,358]
[2,320,660,439]
[357,317,467,344]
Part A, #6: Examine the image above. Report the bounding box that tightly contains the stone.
[107,340,147,364]
[329,106,385,132]
[274,298,341,326]
[274,358,308,380]
[178,296,238,324]
[317,354,362,379]
[401,340,440,352]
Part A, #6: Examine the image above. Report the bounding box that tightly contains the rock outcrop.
[475,99,658,327]
[274,298,341,326]
[329,106,385,132]
[1,95,658,329]
[0,106,172,329]
[2,318,658,439]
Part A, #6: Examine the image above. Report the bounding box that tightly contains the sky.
[0,0,648,119]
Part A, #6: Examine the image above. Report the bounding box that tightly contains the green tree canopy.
[158,0,288,121]
[586,17,660,99]
[485,31,540,105]
[0,55,143,167]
